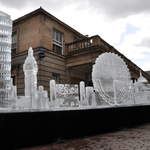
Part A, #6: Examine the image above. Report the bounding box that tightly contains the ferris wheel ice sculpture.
[92,52,132,105]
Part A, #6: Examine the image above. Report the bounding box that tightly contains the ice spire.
[23,47,38,100]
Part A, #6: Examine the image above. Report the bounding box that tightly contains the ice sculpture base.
[0,102,150,113]
[1,104,150,149]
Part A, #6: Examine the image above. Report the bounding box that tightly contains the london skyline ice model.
[0,10,150,111]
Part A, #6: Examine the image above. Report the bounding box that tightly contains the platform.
[1,105,150,149]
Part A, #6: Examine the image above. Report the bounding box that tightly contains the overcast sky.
[1,0,150,71]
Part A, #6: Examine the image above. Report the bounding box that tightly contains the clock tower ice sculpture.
[23,47,38,108]
[0,11,12,107]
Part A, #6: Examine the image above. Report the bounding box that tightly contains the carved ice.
[23,47,38,97]
[86,86,97,107]
[92,52,132,105]
[134,71,150,104]
[3,48,150,110]
[37,86,49,109]
[23,47,38,108]
[0,11,12,107]
[80,81,87,106]
[49,80,57,107]
[56,84,79,108]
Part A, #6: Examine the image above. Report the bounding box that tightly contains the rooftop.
[13,7,85,38]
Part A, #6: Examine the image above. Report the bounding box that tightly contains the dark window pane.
[53,44,62,55]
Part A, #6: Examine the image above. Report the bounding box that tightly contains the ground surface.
[19,124,150,150]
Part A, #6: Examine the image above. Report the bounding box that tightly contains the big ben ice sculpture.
[23,47,38,108]
[0,11,12,107]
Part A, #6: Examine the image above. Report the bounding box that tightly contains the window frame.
[11,31,17,51]
[52,28,64,55]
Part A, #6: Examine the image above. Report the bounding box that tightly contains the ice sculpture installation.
[0,11,12,107]
[92,52,132,105]
[23,47,38,108]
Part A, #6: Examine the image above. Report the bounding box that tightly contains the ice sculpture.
[134,71,150,104]
[0,11,12,107]
[49,80,57,107]
[23,47,38,108]
[92,52,132,105]
[56,84,79,107]
[8,78,17,100]
[16,96,31,109]
[0,20,150,111]
[80,81,87,106]
[86,87,97,106]
[37,86,49,109]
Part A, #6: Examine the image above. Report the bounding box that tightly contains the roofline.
[13,7,85,38]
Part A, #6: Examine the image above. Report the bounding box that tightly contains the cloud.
[0,0,27,9]
[118,24,140,45]
[1,0,150,19]
[0,0,71,10]
[137,37,150,48]
[87,0,150,18]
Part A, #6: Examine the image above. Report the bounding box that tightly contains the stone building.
[11,7,150,96]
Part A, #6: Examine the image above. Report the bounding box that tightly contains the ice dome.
[23,47,38,72]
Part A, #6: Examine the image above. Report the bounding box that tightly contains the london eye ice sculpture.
[92,52,132,105]
[0,11,12,107]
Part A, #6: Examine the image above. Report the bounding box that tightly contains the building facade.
[11,8,150,96]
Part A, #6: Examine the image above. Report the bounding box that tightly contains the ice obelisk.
[0,11,12,107]
[23,47,38,108]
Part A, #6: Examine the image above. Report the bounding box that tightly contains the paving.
[19,124,150,150]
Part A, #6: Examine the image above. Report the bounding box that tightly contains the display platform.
[1,105,150,149]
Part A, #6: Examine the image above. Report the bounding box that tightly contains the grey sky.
[1,0,150,18]
[89,0,150,18]
[0,0,150,70]
[137,37,150,48]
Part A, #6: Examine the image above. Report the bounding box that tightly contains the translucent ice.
[80,81,87,106]
[92,52,131,105]
[23,47,38,97]
[49,80,57,107]
[0,11,12,107]
[23,47,38,108]
[56,84,79,108]
[37,86,49,109]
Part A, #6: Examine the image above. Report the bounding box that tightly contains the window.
[11,75,16,85]
[53,29,63,55]
[12,31,17,52]
[52,72,60,82]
